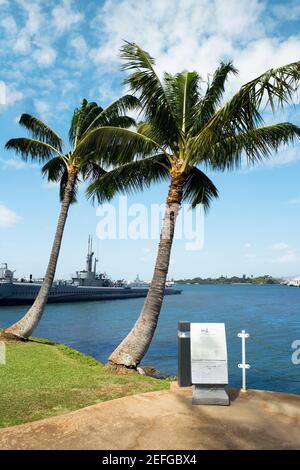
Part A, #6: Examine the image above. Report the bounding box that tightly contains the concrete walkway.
[0,384,300,450]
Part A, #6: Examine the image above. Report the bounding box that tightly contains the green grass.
[0,338,169,428]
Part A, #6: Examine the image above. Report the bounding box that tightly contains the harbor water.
[1,284,299,394]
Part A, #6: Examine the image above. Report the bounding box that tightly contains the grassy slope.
[0,339,169,428]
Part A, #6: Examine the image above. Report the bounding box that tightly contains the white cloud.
[288,197,300,204]
[33,45,57,66]
[21,1,42,35]
[70,35,87,53]
[13,33,31,54]
[0,80,5,105]
[51,0,83,35]
[270,241,300,264]
[244,242,252,249]
[34,97,69,120]
[272,251,300,264]
[251,146,300,169]
[61,79,76,95]
[90,0,265,71]
[0,204,22,228]
[0,158,26,170]
[233,36,300,90]
[0,15,17,36]
[1,0,300,163]
[0,84,24,109]
[89,0,300,108]
[88,1,269,79]
[0,157,37,170]
[273,147,300,166]
[6,85,23,105]
[9,1,78,68]
[12,1,42,55]
[97,80,121,104]
[271,243,289,251]
[33,99,50,117]
[69,35,88,66]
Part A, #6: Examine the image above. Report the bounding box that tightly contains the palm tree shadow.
[227,387,242,402]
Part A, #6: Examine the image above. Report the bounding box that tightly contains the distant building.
[288,276,300,287]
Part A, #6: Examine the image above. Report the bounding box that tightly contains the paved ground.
[0,384,300,450]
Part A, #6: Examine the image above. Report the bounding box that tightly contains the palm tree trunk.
[109,169,187,368]
[3,169,77,340]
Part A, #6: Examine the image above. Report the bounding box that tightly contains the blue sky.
[1,0,300,281]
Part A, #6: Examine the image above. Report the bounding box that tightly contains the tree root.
[0,331,28,343]
[105,361,137,375]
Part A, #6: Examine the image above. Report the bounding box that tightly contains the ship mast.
[86,235,94,273]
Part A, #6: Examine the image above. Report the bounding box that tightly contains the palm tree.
[87,42,300,369]
[2,96,138,340]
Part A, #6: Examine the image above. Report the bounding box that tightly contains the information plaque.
[190,323,228,385]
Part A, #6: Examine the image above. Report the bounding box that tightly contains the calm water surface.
[1,284,299,394]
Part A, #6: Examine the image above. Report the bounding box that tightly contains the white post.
[238,330,250,392]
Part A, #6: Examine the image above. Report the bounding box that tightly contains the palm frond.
[137,121,173,149]
[182,167,218,210]
[192,60,300,155]
[87,154,171,204]
[80,161,107,181]
[191,62,237,133]
[73,126,165,166]
[248,61,300,111]
[19,114,63,151]
[164,71,200,136]
[69,107,80,146]
[101,115,136,129]
[41,157,66,182]
[83,95,139,135]
[206,122,300,170]
[5,138,62,163]
[120,41,179,148]
[78,101,102,138]
[69,98,90,146]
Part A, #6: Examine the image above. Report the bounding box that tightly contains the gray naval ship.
[0,238,181,306]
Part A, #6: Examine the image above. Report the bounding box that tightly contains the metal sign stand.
[178,322,230,405]
[238,330,250,392]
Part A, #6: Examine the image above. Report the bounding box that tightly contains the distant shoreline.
[175,275,282,286]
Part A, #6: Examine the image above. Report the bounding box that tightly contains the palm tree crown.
[87,42,300,205]
[6,96,138,201]
[3,95,138,340]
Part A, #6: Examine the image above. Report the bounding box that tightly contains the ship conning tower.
[72,236,109,287]
[0,263,14,282]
